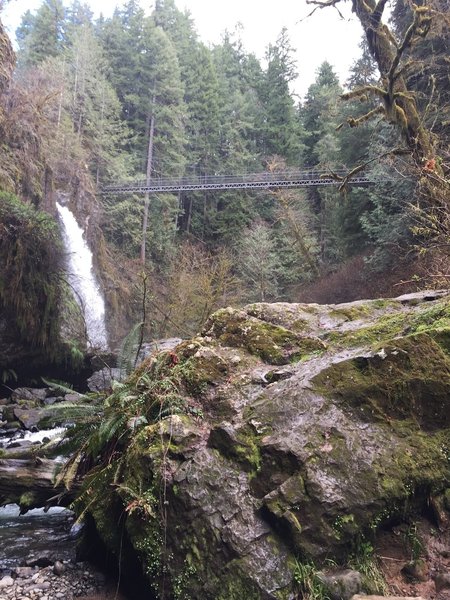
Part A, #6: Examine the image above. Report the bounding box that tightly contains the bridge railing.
[102,169,355,192]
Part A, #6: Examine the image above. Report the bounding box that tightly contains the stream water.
[56,202,108,350]
[0,505,76,575]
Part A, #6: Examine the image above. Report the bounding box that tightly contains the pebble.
[0,561,108,599]
[0,575,14,587]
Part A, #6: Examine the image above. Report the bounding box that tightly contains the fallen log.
[0,457,77,512]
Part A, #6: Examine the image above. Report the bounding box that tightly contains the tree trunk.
[0,457,77,512]
[140,100,156,265]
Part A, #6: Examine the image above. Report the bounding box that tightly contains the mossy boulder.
[77,291,450,599]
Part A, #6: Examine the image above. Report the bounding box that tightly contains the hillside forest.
[0,0,449,356]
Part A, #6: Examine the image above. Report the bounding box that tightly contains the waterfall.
[56,202,108,350]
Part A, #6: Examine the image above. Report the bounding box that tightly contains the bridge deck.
[101,169,372,195]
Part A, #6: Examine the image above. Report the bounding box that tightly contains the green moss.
[332,514,357,540]
[326,299,450,349]
[0,191,63,354]
[208,424,262,474]
[176,344,229,395]
[291,318,310,331]
[378,428,450,497]
[205,308,325,365]
[313,333,450,430]
[215,562,261,600]
[329,305,371,321]
[19,491,37,510]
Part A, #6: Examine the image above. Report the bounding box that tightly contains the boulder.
[87,367,122,392]
[318,569,363,600]
[11,387,48,404]
[435,572,450,592]
[13,407,42,430]
[77,292,450,599]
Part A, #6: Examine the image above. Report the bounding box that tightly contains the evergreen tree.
[236,221,279,302]
[64,24,129,183]
[301,62,343,264]
[334,40,378,257]
[16,0,66,67]
[261,28,302,163]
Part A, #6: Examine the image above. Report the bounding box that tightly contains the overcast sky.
[1,0,366,98]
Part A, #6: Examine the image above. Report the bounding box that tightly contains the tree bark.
[140,99,156,265]
[0,457,77,512]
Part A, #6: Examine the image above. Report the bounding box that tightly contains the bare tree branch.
[305,0,345,19]
[372,0,390,27]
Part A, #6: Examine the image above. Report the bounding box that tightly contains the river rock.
[13,408,42,430]
[137,337,183,361]
[2,404,19,422]
[15,566,36,577]
[70,292,450,599]
[53,560,66,575]
[87,367,122,392]
[43,396,64,406]
[401,559,428,582]
[11,388,48,404]
[318,569,363,599]
[64,392,83,403]
[0,576,14,588]
[435,572,450,592]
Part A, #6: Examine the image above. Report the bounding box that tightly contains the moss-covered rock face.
[78,291,450,599]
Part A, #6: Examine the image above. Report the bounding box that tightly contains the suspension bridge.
[100,168,373,195]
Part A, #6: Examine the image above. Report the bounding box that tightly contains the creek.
[0,504,76,575]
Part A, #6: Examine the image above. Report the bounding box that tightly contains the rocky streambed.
[0,385,129,599]
[0,559,110,600]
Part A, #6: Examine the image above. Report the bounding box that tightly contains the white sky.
[1,0,366,98]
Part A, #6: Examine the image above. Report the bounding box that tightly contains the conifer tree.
[16,0,66,67]
[261,28,302,163]
[301,62,343,263]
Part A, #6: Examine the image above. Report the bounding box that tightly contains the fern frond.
[54,450,84,490]
[118,321,144,377]
[41,377,82,397]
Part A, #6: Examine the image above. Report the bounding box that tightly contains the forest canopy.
[0,0,449,339]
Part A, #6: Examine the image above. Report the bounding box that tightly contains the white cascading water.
[56,202,108,350]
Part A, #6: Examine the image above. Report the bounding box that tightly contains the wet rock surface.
[75,291,450,599]
[29,292,450,598]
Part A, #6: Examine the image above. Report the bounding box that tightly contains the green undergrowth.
[0,191,63,353]
[64,345,216,596]
[293,561,329,600]
[348,540,388,595]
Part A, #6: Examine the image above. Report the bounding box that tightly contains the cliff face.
[77,291,450,599]
[0,18,14,96]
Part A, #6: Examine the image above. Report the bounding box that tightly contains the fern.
[42,401,101,421]
[118,321,144,378]
[41,377,90,400]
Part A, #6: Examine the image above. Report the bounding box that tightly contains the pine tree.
[16,0,66,67]
[64,24,128,183]
[261,28,302,163]
[235,221,280,302]
[301,62,343,264]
